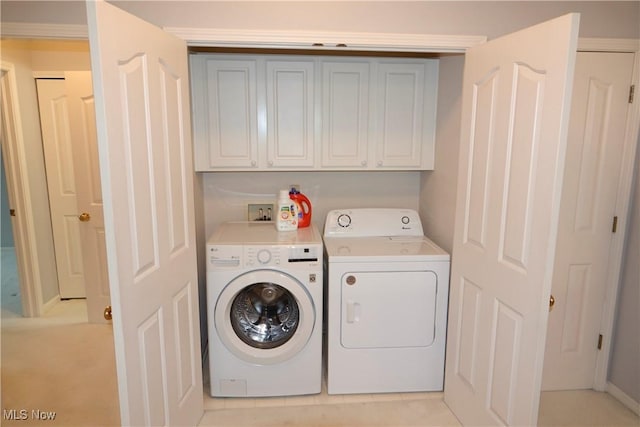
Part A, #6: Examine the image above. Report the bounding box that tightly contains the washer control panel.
[208,244,321,269]
[324,208,424,238]
[246,246,282,267]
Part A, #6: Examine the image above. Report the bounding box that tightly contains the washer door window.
[216,270,315,365]
[230,282,299,349]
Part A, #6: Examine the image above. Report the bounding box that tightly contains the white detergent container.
[276,190,298,231]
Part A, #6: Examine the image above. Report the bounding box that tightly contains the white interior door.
[87,1,203,425]
[65,71,111,324]
[36,79,85,299]
[542,51,636,391]
[443,14,579,426]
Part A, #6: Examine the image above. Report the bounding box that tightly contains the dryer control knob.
[257,249,272,264]
[337,214,352,228]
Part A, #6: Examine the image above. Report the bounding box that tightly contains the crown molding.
[1,22,486,52]
[1,22,88,39]
[578,38,639,52]
[7,23,636,55]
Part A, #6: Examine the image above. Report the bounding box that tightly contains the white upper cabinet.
[321,60,371,168]
[265,59,315,168]
[375,62,427,168]
[191,56,259,169]
[191,54,438,171]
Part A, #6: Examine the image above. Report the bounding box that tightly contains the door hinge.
[630,85,635,104]
[597,334,603,350]
[612,216,618,233]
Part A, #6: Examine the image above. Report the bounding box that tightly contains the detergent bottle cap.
[289,187,300,195]
[279,190,290,199]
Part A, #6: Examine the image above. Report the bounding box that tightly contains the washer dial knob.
[256,249,272,264]
[337,214,352,228]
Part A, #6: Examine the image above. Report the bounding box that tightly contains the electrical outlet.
[248,204,274,221]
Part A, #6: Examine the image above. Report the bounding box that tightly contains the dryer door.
[341,270,437,348]
[215,269,316,365]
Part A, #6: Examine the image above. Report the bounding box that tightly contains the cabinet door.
[375,62,425,168]
[265,59,315,168]
[191,57,258,169]
[321,61,370,168]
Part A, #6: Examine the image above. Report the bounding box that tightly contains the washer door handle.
[346,301,361,323]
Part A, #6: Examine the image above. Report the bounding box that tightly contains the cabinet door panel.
[321,61,370,168]
[376,62,425,168]
[266,59,315,168]
[192,57,258,169]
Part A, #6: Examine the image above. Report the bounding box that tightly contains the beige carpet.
[1,301,120,426]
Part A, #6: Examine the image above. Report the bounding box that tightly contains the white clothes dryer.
[323,209,450,394]
[206,222,323,397]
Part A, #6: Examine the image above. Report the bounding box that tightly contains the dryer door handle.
[346,301,361,323]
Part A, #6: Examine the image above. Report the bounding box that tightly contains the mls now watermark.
[3,409,57,421]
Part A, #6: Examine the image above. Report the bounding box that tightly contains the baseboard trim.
[607,382,640,415]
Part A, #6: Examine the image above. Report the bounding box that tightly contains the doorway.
[542,50,637,391]
[1,39,110,323]
[0,146,21,317]
[0,39,120,426]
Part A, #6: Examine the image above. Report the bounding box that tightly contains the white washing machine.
[206,222,323,397]
[323,208,450,394]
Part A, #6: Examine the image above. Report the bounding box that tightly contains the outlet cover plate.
[248,204,274,222]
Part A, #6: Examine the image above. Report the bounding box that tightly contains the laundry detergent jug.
[289,188,312,228]
[276,190,298,231]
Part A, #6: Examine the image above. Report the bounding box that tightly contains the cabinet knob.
[251,160,257,167]
[377,161,383,167]
[268,160,274,167]
[361,160,367,166]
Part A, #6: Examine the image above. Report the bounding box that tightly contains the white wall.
[419,54,464,254]
[4,1,637,40]
[28,40,92,71]
[608,144,640,403]
[202,171,420,238]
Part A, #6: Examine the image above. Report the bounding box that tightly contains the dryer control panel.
[324,208,424,238]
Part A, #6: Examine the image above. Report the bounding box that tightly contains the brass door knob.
[549,295,555,311]
[79,212,91,222]
[104,305,112,321]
